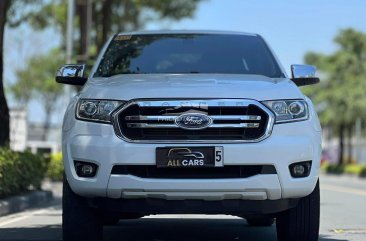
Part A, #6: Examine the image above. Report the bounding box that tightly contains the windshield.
[94,33,283,78]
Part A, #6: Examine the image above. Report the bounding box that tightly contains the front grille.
[113,99,273,142]
[111,165,277,179]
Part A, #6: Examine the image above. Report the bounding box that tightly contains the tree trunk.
[75,0,90,92]
[99,0,112,51]
[0,0,10,147]
[347,125,353,164]
[338,124,345,165]
[42,104,52,142]
[77,0,89,63]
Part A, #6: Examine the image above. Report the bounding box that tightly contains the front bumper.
[63,118,321,201]
[88,197,300,215]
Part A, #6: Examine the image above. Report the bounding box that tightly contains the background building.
[10,108,61,154]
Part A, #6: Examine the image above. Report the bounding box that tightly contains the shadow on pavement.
[0,225,62,241]
[319,235,349,241]
[106,218,277,241]
[0,218,276,241]
[0,217,350,241]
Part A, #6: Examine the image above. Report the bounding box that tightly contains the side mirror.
[291,64,320,86]
[56,64,87,86]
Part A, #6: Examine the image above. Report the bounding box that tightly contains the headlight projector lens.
[288,101,305,115]
[82,102,98,116]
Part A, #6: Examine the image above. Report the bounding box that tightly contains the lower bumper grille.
[111,165,276,179]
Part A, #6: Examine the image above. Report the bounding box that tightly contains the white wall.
[9,108,27,151]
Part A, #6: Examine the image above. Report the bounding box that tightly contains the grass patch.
[321,161,366,178]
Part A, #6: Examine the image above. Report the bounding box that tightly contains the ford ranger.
[56,30,322,241]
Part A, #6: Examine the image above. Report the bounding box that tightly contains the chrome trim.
[291,64,316,79]
[174,113,213,130]
[127,123,177,128]
[125,115,261,121]
[112,99,275,144]
[126,115,175,121]
[211,115,261,121]
[211,123,259,128]
[56,64,85,78]
[127,123,260,129]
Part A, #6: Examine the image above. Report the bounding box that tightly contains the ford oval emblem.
[175,113,213,130]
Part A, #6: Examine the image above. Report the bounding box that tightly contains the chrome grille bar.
[211,115,261,121]
[113,99,275,143]
[127,123,260,129]
[125,115,261,121]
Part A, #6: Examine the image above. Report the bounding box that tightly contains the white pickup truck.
[56,30,322,241]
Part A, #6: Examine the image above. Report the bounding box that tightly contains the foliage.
[46,152,64,181]
[320,161,330,172]
[8,0,65,29]
[324,164,345,175]
[0,148,49,198]
[321,162,366,178]
[12,48,64,104]
[5,0,204,143]
[303,29,366,127]
[24,0,205,54]
[0,0,45,147]
[344,164,366,176]
[303,28,366,164]
[11,49,64,140]
[360,168,366,178]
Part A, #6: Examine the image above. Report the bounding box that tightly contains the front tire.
[63,177,103,241]
[276,180,320,241]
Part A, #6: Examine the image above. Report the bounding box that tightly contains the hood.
[80,74,304,101]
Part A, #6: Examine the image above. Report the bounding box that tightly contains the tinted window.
[94,34,283,78]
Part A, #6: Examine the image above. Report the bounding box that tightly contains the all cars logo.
[167,148,205,167]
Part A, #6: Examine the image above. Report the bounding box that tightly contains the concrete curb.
[0,190,53,216]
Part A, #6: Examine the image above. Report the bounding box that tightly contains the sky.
[4,0,366,124]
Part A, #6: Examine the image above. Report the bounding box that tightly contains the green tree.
[1,0,203,146]
[303,28,366,164]
[11,49,64,141]
[0,0,42,146]
[92,0,204,50]
[23,0,204,61]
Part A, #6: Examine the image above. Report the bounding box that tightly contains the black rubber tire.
[120,213,144,220]
[99,212,143,225]
[276,180,320,241]
[246,217,275,226]
[101,216,120,226]
[63,177,103,241]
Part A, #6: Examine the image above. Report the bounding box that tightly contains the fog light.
[81,165,94,175]
[289,161,312,178]
[293,165,305,175]
[74,161,98,178]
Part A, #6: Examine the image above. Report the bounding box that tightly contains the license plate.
[156,146,223,168]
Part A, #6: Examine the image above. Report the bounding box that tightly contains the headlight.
[262,100,309,123]
[76,99,125,123]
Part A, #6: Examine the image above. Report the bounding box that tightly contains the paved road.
[0,175,365,241]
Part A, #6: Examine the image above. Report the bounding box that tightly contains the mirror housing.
[56,64,87,85]
[291,64,320,86]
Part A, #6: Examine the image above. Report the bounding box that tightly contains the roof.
[116,30,258,37]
